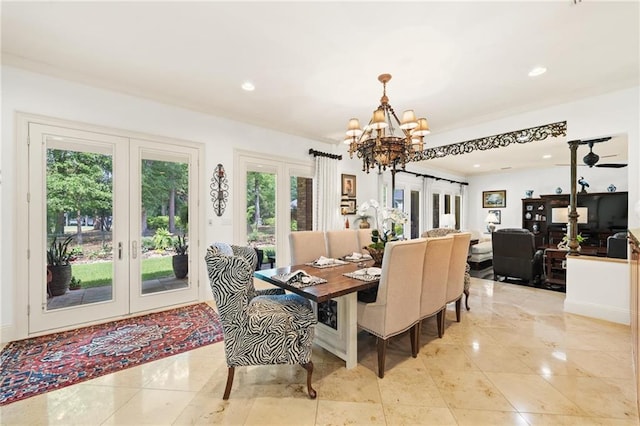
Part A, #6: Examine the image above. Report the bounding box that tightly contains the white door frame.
[14,113,204,339]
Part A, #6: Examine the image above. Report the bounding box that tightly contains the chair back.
[492,228,538,281]
[358,239,426,338]
[205,250,253,333]
[357,228,373,250]
[326,229,359,259]
[447,232,472,303]
[420,236,453,319]
[289,231,328,264]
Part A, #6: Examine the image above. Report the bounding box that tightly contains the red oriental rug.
[0,303,223,405]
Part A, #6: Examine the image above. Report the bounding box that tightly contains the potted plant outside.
[172,235,188,279]
[47,235,73,296]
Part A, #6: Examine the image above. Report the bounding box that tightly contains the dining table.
[254,260,379,369]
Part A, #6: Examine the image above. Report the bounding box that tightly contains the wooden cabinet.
[522,198,547,247]
[629,230,640,414]
[544,248,567,288]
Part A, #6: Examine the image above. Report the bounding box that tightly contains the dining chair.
[289,231,328,264]
[326,229,360,259]
[205,247,317,399]
[210,242,284,298]
[422,228,472,310]
[445,232,472,326]
[357,228,373,251]
[357,238,427,378]
[418,236,453,344]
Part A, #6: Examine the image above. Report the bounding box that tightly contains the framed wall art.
[482,190,506,208]
[488,209,502,224]
[341,174,356,198]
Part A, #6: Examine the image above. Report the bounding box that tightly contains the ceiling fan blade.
[577,136,612,145]
[595,163,627,168]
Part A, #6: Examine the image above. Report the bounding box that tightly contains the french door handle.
[132,241,138,259]
[118,242,123,260]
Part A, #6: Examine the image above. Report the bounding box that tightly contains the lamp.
[340,194,351,229]
[485,212,499,233]
[344,73,430,175]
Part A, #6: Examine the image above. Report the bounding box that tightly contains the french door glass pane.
[140,159,189,294]
[291,176,313,231]
[411,190,419,238]
[46,147,113,310]
[247,171,276,264]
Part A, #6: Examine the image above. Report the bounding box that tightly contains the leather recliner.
[607,232,628,259]
[491,228,544,284]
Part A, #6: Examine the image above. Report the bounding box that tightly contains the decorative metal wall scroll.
[210,163,229,217]
[411,121,567,162]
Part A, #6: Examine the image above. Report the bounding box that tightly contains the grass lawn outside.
[71,256,175,288]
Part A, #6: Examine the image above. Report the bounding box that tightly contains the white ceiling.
[2,1,638,176]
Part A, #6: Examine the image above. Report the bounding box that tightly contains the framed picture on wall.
[345,199,357,215]
[488,209,502,224]
[341,174,356,197]
[482,190,506,208]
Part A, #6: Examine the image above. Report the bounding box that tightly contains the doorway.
[19,117,201,335]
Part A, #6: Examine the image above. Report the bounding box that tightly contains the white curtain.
[313,155,341,231]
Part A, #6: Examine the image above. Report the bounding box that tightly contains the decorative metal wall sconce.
[210,163,229,217]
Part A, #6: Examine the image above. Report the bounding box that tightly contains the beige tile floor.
[1,277,638,425]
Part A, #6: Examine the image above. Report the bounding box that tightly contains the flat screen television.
[577,192,628,231]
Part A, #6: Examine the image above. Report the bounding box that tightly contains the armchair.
[205,247,317,399]
[491,228,544,284]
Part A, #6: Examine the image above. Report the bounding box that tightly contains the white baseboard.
[0,323,17,346]
[564,299,630,325]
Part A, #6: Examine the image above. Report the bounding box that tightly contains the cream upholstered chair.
[418,236,452,341]
[326,229,360,259]
[445,232,472,325]
[289,231,328,264]
[357,238,427,378]
[357,228,373,251]
[422,228,472,310]
[205,246,317,399]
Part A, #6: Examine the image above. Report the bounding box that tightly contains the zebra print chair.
[205,245,317,399]
[210,242,285,298]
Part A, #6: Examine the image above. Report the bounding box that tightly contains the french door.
[26,122,199,334]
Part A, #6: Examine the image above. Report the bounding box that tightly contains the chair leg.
[301,362,317,399]
[222,366,235,400]
[410,323,420,357]
[436,310,444,338]
[377,337,387,378]
[464,288,470,311]
[455,297,462,322]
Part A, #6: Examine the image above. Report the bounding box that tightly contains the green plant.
[562,233,586,244]
[69,276,82,290]
[47,235,74,266]
[173,235,188,255]
[152,227,173,250]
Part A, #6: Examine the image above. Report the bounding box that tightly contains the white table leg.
[313,292,358,369]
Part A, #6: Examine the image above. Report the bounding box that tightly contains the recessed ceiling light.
[473,164,480,168]
[542,154,552,159]
[528,66,547,77]
[241,81,255,91]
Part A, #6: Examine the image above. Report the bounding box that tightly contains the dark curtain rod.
[397,169,468,186]
[308,149,342,160]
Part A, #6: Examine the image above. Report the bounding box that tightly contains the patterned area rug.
[0,303,223,405]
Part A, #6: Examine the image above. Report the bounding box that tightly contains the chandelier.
[344,73,430,174]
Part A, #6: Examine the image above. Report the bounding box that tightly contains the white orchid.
[357,200,408,248]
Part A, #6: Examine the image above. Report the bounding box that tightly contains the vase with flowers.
[357,200,409,266]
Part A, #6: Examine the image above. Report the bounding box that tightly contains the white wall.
[0,66,379,338]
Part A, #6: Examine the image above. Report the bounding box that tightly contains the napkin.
[354,267,382,276]
[344,252,362,260]
[314,256,334,266]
